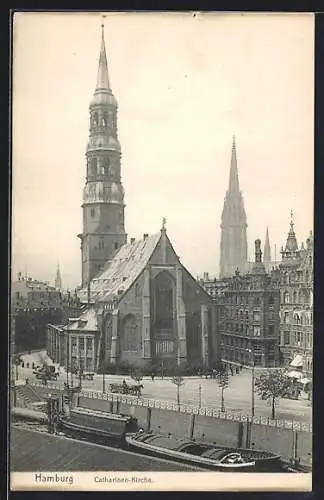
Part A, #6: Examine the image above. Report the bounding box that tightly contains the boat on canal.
[58,407,138,446]
[125,431,289,472]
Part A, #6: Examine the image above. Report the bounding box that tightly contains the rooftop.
[78,232,161,304]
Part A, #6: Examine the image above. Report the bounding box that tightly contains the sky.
[12,12,314,290]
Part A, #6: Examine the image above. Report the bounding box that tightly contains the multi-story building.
[11,273,81,353]
[279,217,313,380]
[203,240,281,368]
[48,308,98,373]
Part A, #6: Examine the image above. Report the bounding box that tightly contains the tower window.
[103,158,110,176]
[91,158,97,177]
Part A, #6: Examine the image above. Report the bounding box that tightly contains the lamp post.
[161,360,164,380]
[248,348,255,418]
[198,383,202,409]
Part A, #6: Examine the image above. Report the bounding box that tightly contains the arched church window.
[284,292,290,305]
[121,315,139,351]
[153,271,174,331]
[93,112,98,127]
[114,242,118,250]
[90,208,95,217]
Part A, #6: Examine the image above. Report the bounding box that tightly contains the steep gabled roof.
[64,307,98,332]
[78,233,161,304]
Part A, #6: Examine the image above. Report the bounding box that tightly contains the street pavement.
[16,351,312,424]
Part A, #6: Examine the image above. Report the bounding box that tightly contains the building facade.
[279,218,313,379]
[219,137,248,278]
[11,274,81,352]
[48,308,98,373]
[203,240,281,368]
[77,24,127,287]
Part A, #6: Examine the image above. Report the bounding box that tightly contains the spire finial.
[161,217,167,231]
[95,16,110,91]
[228,135,239,193]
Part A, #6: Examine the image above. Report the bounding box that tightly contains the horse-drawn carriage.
[110,382,143,397]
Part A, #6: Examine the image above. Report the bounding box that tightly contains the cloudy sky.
[12,12,314,290]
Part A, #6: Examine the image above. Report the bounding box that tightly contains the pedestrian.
[236,366,239,374]
[151,372,155,381]
[230,365,233,376]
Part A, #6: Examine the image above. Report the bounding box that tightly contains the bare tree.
[171,375,184,410]
[215,366,229,412]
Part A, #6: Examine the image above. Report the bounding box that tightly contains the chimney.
[143,233,148,240]
[130,237,135,244]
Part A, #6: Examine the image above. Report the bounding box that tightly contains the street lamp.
[248,349,255,418]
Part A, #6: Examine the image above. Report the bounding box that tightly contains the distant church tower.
[219,137,248,278]
[263,227,272,263]
[55,264,62,290]
[78,23,127,287]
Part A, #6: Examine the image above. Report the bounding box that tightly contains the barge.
[58,407,138,446]
[125,431,289,472]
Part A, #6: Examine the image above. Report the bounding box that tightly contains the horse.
[128,384,144,397]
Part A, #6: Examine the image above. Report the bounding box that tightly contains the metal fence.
[27,381,312,433]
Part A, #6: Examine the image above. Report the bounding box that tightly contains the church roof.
[78,233,162,304]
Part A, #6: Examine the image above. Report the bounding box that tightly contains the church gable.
[148,231,180,266]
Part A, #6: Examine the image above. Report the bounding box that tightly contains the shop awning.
[287,370,302,379]
[300,378,311,385]
[290,354,303,368]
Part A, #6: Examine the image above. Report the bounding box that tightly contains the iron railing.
[27,380,312,433]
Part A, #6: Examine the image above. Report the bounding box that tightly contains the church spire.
[228,135,240,193]
[219,137,248,278]
[263,226,271,263]
[95,20,110,91]
[55,263,62,290]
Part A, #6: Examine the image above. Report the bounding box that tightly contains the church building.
[47,24,218,373]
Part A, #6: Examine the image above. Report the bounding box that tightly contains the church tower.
[219,137,248,278]
[263,227,272,263]
[78,23,127,287]
[55,263,62,290]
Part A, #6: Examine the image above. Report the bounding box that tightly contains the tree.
[215,364,229,412]
[171,375,184,410]
[255,369,292,420]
